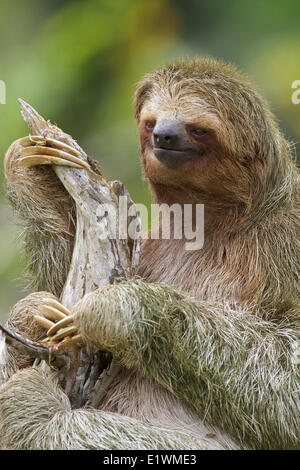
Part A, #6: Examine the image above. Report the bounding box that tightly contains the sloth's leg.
[0,368,206,450]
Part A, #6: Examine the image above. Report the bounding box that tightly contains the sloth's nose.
[153,122,180,149]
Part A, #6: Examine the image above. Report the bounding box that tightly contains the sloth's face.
[135,59,279,205]
[138,90,225,192]
[142,118,207,170]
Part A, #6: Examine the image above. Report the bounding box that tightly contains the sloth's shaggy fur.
[0,57,299,450]
[4,142,75,297]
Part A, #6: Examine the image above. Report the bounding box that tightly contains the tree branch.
[0,323,68,369]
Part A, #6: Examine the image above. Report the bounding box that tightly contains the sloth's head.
[134,57,286,206]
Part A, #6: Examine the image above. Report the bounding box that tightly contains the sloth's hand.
[10,134,90,170]
[34,298,83,350]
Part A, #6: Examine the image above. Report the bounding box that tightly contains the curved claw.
[19,153,90,170]
[54,334,83,350]
[47,315,74,336]
[33,298,81,350]
[18,135,82,157]
[39,305,68,321]
[33,136,82,157]
[50,325,78,342]
[17,135,90,170]
[41,298,72,317]
[34,315,55,330]
[19,156,84,169]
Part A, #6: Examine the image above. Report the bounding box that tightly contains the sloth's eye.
[145,121,155,132]
[190,127,207,140]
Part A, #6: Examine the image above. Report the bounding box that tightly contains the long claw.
[42,136,82,157]
[19,135,82,158]
[17,134,90,169]
[34,315,55,330]
[50,325,78,342]
[41,298,72,317]
[54,334,83,350]
[19,148,90,170]
[47,315,74,336]
[19,155,85,169]
[20,145,90,169]
[39,305,67,321]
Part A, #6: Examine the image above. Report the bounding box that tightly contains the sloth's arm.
[0,368,203,450]
[4,137,79,297]
[1,138,82,385]
[70,279,300,450]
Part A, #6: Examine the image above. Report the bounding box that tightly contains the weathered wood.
[18,99,140,308]
[2,99,141,407]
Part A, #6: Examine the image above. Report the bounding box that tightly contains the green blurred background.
[0,0,299,322]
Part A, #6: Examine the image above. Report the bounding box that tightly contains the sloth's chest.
[137,237,260,307]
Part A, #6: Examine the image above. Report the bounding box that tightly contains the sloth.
[0,57,299,450]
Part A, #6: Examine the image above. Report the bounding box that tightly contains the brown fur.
[136,58,299,316]
[4,138,76,297]
[0,57,299,450]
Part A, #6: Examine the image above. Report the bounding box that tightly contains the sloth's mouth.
[153,147,201,169]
